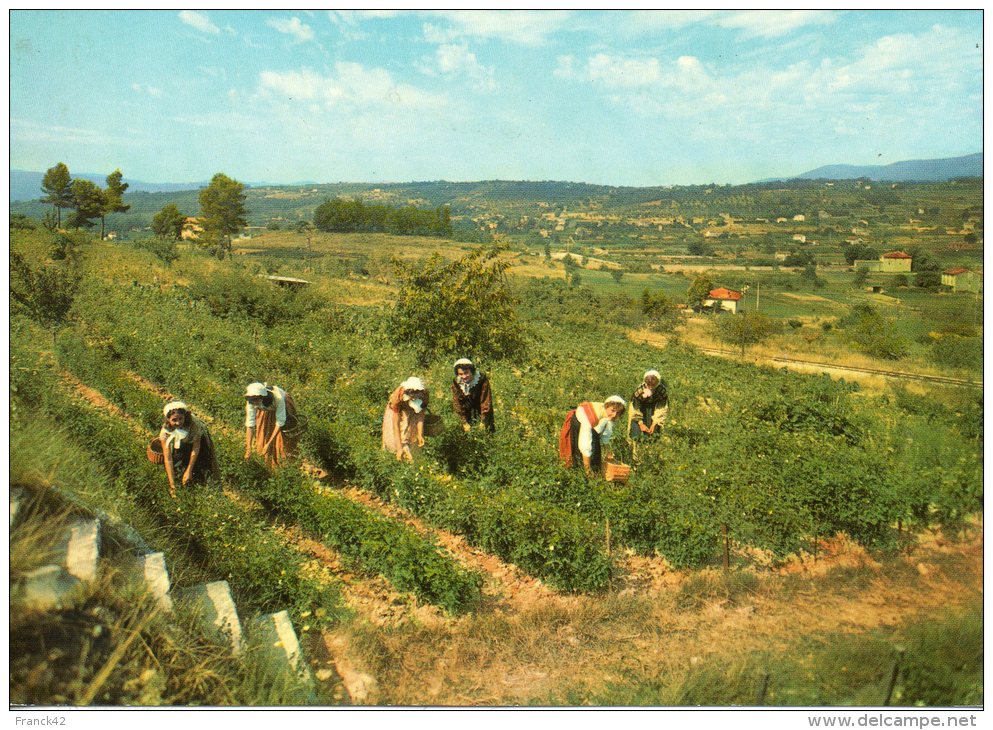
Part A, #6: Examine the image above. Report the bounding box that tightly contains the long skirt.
[254,395,299,467]
[169,431,220,486]
[558,411,602,470]
[382,406,423,462]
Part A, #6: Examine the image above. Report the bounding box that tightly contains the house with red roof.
[703,287,744,314]
[879,251,913,273]
[941,267,982,293]
[853,250,913,273]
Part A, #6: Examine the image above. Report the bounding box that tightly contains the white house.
[703,287,744,314]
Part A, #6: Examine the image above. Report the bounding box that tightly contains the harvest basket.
[146,437,164,465]
[424,413,444,437]
[604,460,631,483]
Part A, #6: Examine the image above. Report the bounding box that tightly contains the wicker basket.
[604,460,631,483]
[424,413,444,437]
[146,437,164,465]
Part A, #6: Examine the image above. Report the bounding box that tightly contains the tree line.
[313,197,452,237]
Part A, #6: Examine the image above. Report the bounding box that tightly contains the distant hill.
[9,169,209,202]
[790,153,982,182]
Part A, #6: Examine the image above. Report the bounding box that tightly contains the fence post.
[883,649,905,706]
[605,518,611,557]
[721,523,729,569]
[755,671,770,706]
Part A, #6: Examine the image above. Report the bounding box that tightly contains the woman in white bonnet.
[450,358,495,433]
[628,369,669,440]
[382,376,429,462]
[159,400,219,497]
[558,396,627,476]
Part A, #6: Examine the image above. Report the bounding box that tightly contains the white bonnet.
[644,370,661,381]
[605,395,627,408]
[401,376,425,392]
[163,400,189,417]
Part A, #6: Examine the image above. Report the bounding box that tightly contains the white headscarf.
[605,395,627,409]
[400,377,425,412]
[161,401,192,450]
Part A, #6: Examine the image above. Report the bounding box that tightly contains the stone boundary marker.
[175,580,244,654]
[11,487,312,689]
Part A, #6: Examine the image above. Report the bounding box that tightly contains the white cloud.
[620,10,835,40]
[715,10,836,38]
[178,10,220,35]
[258,63,445,109]
[131,83,164,98]
[10,118,143,147]
[267,16,315,43]
[429,44,497,92]
[426,10,572,46]
[553,22,980,149]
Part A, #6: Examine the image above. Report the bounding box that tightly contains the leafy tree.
[838,304,909,360]
[610,268,624,284]
[687,240,712,256]
[713,311,782,356]
[66,179,105,229]
[9,248,79,344]
[199,172,247,258]
[388,245,528,365]
[641,289,679,332]
[686,274,714,309]
[782,250,814,267]
[910,248,942,289]
[852,267,870,289]
[40,162,73,228]
[100,169,130,240]
[843,243,878,266]
[151,203,187,240]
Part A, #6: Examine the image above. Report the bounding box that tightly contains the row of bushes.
[12,320,346,629]
[61,244,984,578]
[55,325,484,614]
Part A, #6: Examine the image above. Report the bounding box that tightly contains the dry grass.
[333,527,982,706]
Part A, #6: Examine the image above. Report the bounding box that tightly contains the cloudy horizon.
[9,9,983,187]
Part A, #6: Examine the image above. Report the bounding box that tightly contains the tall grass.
[577,606,982,707]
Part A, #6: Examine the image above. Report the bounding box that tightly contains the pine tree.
[40,162,73,228]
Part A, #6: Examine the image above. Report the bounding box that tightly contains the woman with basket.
[382,376,430,463]
[244,382,302,467]
[558,396,626,477]
[151,400,220,497]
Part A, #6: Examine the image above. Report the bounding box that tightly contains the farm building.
[703,287,743,314]
[942,268,982,293]
[879,251,913,273]
[853,250,913,273]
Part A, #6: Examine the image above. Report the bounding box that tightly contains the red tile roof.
[943,267,971,276]
[708,288,743,301]
[882,251,913,259]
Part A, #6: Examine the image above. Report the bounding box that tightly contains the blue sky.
[8,9,983,186]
